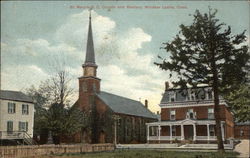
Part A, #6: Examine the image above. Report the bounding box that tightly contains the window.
[82,82,87,92]
[170,110,176,120]
[187,109,195,119]
[172,126,176,136]
[93,84,96,92]
[22,104,29,115]
[132,118,135,131]
[207,90,213,100]
[208,108,214,119]
[209,125,215,136]
[190,91,196,101]
[7,121,13,133]
[169,91,175,102]
[19,122,28,132]
[8,102,16,114]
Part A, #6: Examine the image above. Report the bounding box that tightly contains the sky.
[1,1,249,113]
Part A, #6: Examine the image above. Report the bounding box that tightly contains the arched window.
[82,82,87,92]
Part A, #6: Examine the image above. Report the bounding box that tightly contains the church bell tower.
[78,11,101,111]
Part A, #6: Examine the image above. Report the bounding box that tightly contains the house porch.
[146,119,226,143]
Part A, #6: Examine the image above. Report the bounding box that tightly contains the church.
[73,13,157,144]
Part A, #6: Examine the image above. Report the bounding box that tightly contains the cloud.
[1,10,166,112]
[1,65,49,91]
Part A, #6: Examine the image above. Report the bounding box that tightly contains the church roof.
[96,91,157,119]
[0,90,33,103]
[83,12,96,67]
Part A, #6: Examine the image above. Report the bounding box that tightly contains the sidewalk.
[234,139,250,158]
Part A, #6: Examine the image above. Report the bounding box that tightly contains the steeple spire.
[83,10,97,67]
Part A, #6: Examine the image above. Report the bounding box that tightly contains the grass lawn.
[37,149,239,158]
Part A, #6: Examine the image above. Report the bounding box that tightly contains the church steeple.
[82,11,98,77]
[83,11,97,68]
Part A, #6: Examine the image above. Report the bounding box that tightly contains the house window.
[8,102,16,114]
[208,108,214,119]
[169,91,175,102]
[19,122,28,132]
[170,110,176,120]
[172,126,176,136]
[209,125,215,136]
[7,121,13,133]
[22,104,29,115]
[190,91,196,101]
[187,109,195,119]
[207,90,213,100]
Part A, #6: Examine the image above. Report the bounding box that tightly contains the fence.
[0,143,114,158]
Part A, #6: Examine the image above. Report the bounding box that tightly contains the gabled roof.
[96,91,157,119]
[0,90,33,103]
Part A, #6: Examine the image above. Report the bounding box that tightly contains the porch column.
[158,125,161,142]
[193,124,196,141]
[221,122,225,141]
[207,124,210,141]
[147,125,149,143]
[170,125,172,141]
[181,125,184,140]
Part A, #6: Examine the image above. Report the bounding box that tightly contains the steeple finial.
[89,9,91,20]
[83,9,97,67]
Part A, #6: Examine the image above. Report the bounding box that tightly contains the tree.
[26,70,74,108]
[155,8,249,152]
[25,70,85,144]
[225,84,250,122]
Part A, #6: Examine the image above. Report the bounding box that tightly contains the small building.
[0,90,34,145]
[73,13,157,144]
[146,83,234,143]
[234,121,250,139]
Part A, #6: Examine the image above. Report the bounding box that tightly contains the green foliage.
[155,8,249,151]
[225,84,250,122]
[155,8,249,91]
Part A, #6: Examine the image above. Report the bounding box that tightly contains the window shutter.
[13,103,16,113]
[8,103,10,113]
[27,105,29,114]
[19,122,21,131]
[26,122,28,132]
[22,104,24,114]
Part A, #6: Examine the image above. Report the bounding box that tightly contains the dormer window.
[190,91,196,101]
[207,90,213,100]
[169,91,176,102]
[170,110,176,120]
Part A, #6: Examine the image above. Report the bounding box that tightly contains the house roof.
[235,121,250,125]
[0,90,33,103]
[161,87,213,104]
[96,91,157,119]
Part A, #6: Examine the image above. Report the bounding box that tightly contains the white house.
[0,90,34,144]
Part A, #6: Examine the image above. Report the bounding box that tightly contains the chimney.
[165,81,169,91]
[145,99,148,109]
